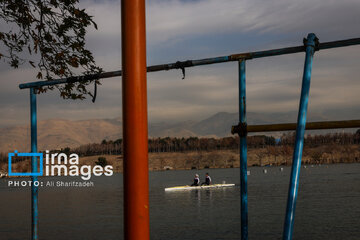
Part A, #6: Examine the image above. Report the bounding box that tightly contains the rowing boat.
[165,183,235,191]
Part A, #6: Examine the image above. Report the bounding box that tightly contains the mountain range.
[0,111,330,152]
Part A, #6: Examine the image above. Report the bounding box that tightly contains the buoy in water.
[280,167,284,172]
[247,171,250,176]
[263,169,267,174]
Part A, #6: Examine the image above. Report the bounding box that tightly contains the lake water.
[0,164,359,240]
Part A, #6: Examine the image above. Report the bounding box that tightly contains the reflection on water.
[0,164,359,239]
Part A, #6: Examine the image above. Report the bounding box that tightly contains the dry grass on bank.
[1,145,359,174]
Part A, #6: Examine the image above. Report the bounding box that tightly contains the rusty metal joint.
[231,122,248,137]
[230,53,253,61]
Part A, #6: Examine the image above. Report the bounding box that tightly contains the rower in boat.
[191,174,200,186]
[201,173,211,186]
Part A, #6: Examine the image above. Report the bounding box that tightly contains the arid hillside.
[0,118,122,152]
[0,111,334,153]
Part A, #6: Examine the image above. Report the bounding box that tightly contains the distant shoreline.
[2,145,359,176]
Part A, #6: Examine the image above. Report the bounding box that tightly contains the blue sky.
[0,0,360,127]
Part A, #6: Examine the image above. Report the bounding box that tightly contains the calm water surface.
[0,164,359,240]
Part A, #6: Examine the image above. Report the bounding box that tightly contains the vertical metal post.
[239,60,248,240]
[283,33,317,240]
[121,1,150,240]
[30,88,38,240]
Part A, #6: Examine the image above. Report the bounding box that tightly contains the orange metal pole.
[121,1,149,240]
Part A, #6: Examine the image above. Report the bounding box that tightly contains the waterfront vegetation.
[1,130,359,173]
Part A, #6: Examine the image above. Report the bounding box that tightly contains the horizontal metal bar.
[318,38,360,50]
[19,37,360,89]
[231,46,305,60]
[18,71,122,89]
[247,120,360,133]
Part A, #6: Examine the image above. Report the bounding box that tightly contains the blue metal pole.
[30,88,39,240]
[238,60,248,240]
[283,33,317,240]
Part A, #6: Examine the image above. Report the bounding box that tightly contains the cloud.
[0,0,360,129]
[146,0,360,45]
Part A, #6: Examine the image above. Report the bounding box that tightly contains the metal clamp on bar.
[231,122,248,137]
[303,36,320,51]
[173,60,193,79]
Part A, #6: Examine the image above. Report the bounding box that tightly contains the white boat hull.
[165,183,235,191]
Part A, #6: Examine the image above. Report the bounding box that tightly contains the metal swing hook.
[174,60,193,79]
